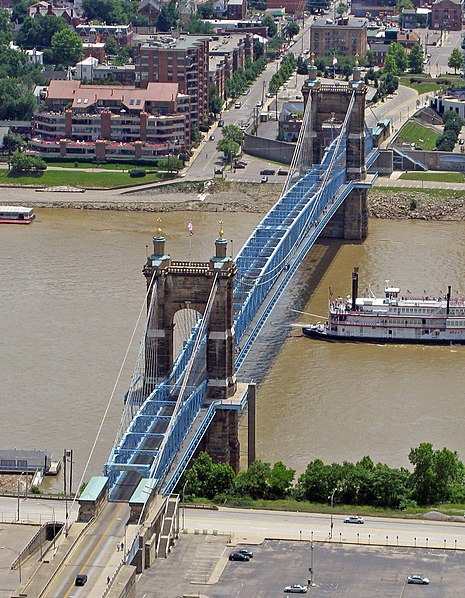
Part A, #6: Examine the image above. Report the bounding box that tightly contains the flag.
[332,56,338,66]
[188,220,194,236]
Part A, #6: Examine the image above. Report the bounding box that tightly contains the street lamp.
[329,486,339,540]
[1,546,21,583]
[307,541,315,587]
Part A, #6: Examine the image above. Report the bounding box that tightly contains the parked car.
[235,101,242,109]
[242,88,250,95]
[260,169,276,175]
[209,135,215,141]
[407,575,429,585]
[75,574,88,586]
[215,168,223,175]
[277,169,289,176]
[459,139,464,145]
[237,548,254,558]
[261,175,268,183]
[283,584,308,593]
[229,551,250,561]
[256,100,263,107]
[344,515,364,524]
[234,162,246,169]
[218,119,224,127]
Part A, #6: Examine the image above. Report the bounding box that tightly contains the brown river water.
[1,209,464,491]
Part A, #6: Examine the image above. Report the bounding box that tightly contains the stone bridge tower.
[142,225,240,471]
[302,58,368,239]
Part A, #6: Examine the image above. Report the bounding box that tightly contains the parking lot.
[136,534,465,597]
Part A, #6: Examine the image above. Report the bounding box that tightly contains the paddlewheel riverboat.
[303,268,465,344]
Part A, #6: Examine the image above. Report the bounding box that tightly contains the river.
[1,209,464,491]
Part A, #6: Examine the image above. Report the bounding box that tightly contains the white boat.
[0,205,35,224]
[302,268,465,345]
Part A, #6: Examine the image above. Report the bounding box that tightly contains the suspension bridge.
[99,62,380,514]
[14,64,385,598]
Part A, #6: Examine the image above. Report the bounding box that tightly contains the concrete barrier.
[242,133,295,165]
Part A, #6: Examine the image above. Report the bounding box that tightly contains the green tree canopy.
[3,132,25,153]
[82,0,124,23]
[157,0,179,32]
[185,15,214,35]
[383,42,408,76]
[0,9,12,46]
[217,137,240,163]
[182,452,235,500]
[408,43,424,74]
[16,15,68,50]
[209,84,223,114]
[51,28,83,67]
[408,443,465,505]
[448,48,464,74]
[262,15,277,38]
[284,21,300,40]
[10,149,46,174]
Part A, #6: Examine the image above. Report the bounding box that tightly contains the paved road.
[183,506,465,550]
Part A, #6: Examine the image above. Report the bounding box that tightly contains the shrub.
[129,168,147,178]
[410,198,417,210]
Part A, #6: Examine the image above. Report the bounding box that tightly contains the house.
[310,17,368,58]
[227,0,247,19]
[431,0,462,30]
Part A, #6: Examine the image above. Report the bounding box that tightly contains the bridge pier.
[302,58,369,240]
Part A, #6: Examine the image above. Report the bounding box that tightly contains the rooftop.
[312,17,368,28]
[132,33,208,50]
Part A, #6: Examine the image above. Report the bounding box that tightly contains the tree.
[10,150,46,174]
[217,138,240,163]
[365,49,376,67]
[0,78,36,119]
[51,28,83,67]
[253,39,264,60]
[262,15,277,38]
[157,0,179,32]
[197,1,213,18]
[185,15,214,35]
[268,461,295,499]
[82,0,124,24]
[221,124,243,146]
[209,84,223,115]
[408,443,465,505]
[409,44,424,74]
[284,21,300,40]
[3,133,25,153]
[337,2,348,16]
[182,452,235,500]
[396,0,414,13]
[448,48,464,75]
[16,15,68,50]
[0,9,12,46]
[11,0,36,24]
[383,42,408,76]
[384,73,399,95]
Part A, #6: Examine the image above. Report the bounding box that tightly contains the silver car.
[344,515,364,524]
[407,575,429,585]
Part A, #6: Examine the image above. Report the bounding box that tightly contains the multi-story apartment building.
[310,16,368,58]
[431,0,462,31]
[208,32,253,97]
[30,80,191,160]
[133,35,209,127]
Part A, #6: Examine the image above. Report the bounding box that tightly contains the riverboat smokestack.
[447,285,451,314]
[352,267,359,311]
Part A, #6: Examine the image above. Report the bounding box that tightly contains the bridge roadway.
[20,501,132,598]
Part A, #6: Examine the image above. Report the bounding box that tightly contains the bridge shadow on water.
[237,239,348,385]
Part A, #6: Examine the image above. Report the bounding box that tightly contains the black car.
[260,169,276,175]
[229,551,250,561]
[75,574,88,586]
[278,169,289,176]
[237,548,253,558]
[218,119,224,127]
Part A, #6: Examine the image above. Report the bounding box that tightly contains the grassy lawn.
[399,171,465,183]
[396,121,440,150]
[0,169,169,188]
[373,186,465,198]
[43,161,146,171]
[399,76,462,95]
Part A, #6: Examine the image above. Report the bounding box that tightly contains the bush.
[410,198,417,210]
[129,168,147,178]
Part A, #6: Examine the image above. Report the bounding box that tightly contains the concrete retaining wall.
[243,133,295,164]
[392,147,465,171]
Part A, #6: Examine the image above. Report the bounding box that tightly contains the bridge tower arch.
[142,225,240,470]
[302,58,368,239]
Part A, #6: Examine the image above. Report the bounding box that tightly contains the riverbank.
[4,182,465,220]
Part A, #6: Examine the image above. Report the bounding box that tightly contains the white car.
[284,584,308,593]
[407,575,429,585]
[344,515,364,524]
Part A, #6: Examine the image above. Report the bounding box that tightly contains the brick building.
[227,0,247,19]
[133,35,209,127]
[310,17,368,58]
[208,32,253,97]
[431,0,462,31]
[30,80,191,160]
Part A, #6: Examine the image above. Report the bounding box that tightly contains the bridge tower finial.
[152,217,166,257]
[214,219,228,260]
